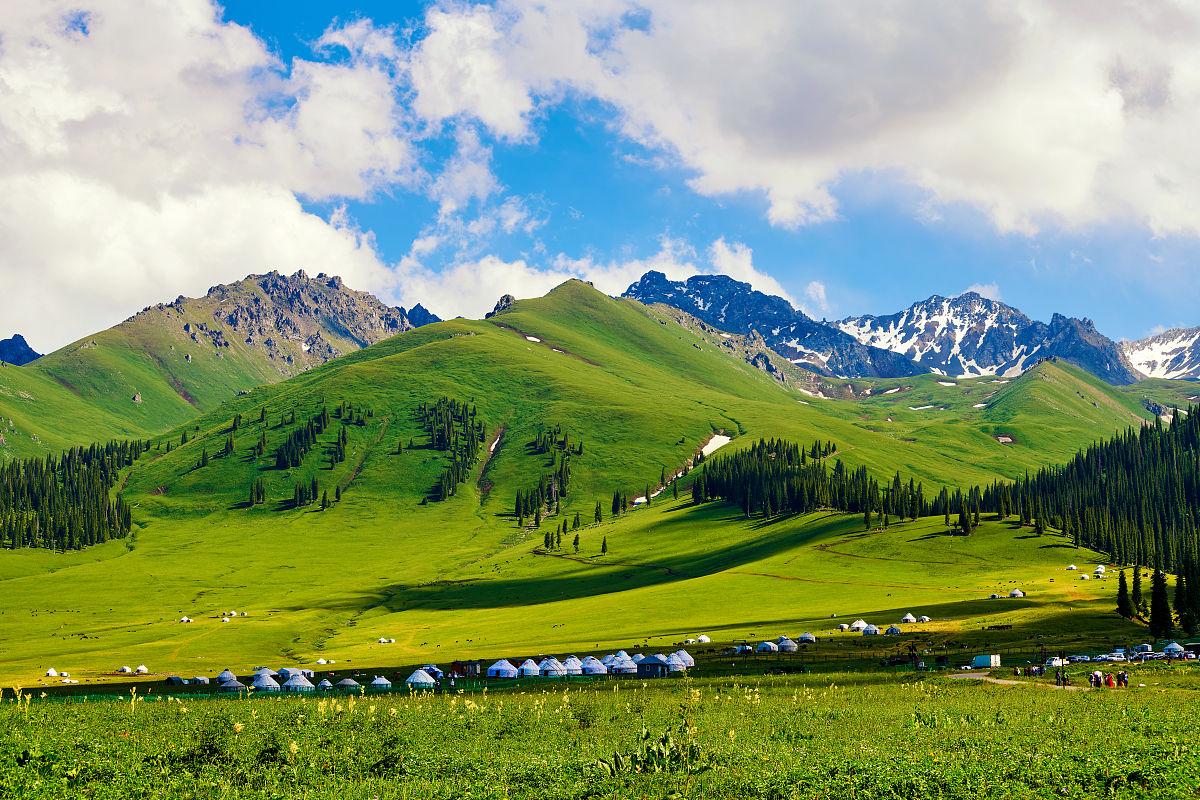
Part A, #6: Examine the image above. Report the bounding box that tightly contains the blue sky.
[2,1,1198,349]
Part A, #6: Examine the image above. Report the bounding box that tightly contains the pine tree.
[673,482,679,500]
[1133,568,1145,615]
[1149,570,1173,639]
[594,501,602,524]
[543,531,551,549]
[200,449,209,468]
[555,531,562,549]
[645,485,651,507]
[321,490,329,510]
[1117,570,1134,618]
[573,533,580,553]
[601,536,608,555]
[335,485,341,502]
[612,491,622,517]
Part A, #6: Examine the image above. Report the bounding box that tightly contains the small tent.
[776,635,791,644]
[255,667,278,677]
[1135,643,1153,653]
[674,649,695,667]
[901,613,917,623]
[862,624,880,636]
[736,644,754,654]
[217,669,236,683]
[405,669,436,689]
[778,638,798,653]
[631,653,647,664]
[561,656,583,675]
[335,678,360,689]
[665,654,687,672]
[697,634,712,644]
[517,659,541,677]
[316,658,328,665]
[836,623,850,631]
[282,674,315,692]
[192,676,210,685]
[610,656,637,675]
[539,658,567,677]
[251,674,280,692]
[1080,574,1091,580]
[600,654,617,666]
[369,676,392,689]
[886,626,902,635]
[316,679,334,690]
[850,619,868,631]
[637,654,670,678]
[917,616,932,623]
[1067,564,1077,570]
[580,656,608,675]
[684,638,697,644]
[1164,642,1185,656]
[277,667,302,681]
[798,632,817,643]
[220,680,246,692]
[989,594,999,599]
[487,659,518,678]
[118,666,132,674]
[616,650,629,659]
[1009,589,1025,598]
[135,665,149,674]
[1094,565,1107,574]
[221,617,230,624]
[757,641,779,653]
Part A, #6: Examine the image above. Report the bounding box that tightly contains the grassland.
[0,281,1186,687]
[5,671,1200,799]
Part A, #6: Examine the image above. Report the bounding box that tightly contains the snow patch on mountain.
[1122,327,1200,380]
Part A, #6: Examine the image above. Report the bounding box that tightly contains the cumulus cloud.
[803,281,831,318]
[964,282,1003,301]
[405,0,1200,236]
[707,239,796,305]
[0,1,410,347]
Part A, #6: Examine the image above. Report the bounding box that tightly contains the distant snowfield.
[937,381,957,387]
[973,403,987,408]
[525,336,541,343]
[989,380,1010,384]
[719,333,732,339]
[703,434,732,456]
[883,387,901,395]
[908,405,934,411]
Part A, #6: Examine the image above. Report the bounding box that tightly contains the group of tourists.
[1048,668,1129,688]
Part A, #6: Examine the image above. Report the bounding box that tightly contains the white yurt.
[862,624,880,636]
[487,659,518,678]
[757,641,779,653]
[217,669,236,683]
[539,658,567,677]
[684,638,697,645]
[1009,589,1025,598]
[798,632,817,643]
[836,623,850,631]
[562,656,584,675]
[518,659,541,677]
[45,668,58,677]
[277,667,301,681]
[1067,564,1077,570]
[405,669,436,689]
[1094,565,1107,574]
[135,665,149,674]
[220,680,246,692]
[118,666,133,674]
[335,678,360,689]
[221,617,230,624]
[697,635,712,644]
[917,616,932,623]
[901,613,917,623]
[850,619,868,631]
[776,635,791,644]
[316,679,334,690]
[581,656,608,675]
[282,674,315,692]
[631,653,647,664]
[192,676,210,685]
[1080,574,1091,580]
[610,656,637,674]
[778,638,798,653]
[600,654,617,666]
[1135,643,1153,653]
[665,653,687,672]
[369,676,392,689]
[616,650,629,659]
[251,674,281,692]
[885,626,902,635]
[1164,642,1185,656]
[255,667,278,678]
[316,658,328,665]
[377,637,389,644]
[674,649,695,667]
[736,644,754,654]
[989,594,999,599]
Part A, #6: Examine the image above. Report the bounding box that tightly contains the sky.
[3,1,1200,352]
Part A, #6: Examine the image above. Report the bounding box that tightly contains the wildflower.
[233,723,244,733]
[289,741,299,756]
[388,708,398,717]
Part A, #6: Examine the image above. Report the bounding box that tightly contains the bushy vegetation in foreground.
[4,673,1199,799]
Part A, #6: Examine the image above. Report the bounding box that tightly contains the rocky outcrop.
[0,334,41,365]
[485,294,517,319]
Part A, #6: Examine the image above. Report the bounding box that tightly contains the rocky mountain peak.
[0,334,41,366]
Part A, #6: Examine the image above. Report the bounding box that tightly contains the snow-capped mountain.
[1123,327,1200,380]
[836,293,1143,384]
[622,271,927,378]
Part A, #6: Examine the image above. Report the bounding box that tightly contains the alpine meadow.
[5,2,1200,798]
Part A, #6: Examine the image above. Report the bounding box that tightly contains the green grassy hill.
[0,281,1169,685]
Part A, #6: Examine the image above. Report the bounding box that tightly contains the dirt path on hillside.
[339,416,389,492]
[947,672,1085,691]
[476,426,505,500]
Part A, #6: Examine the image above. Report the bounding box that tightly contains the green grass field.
[4,671,1199,799]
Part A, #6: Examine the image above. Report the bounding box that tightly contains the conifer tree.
[1117,570,1134,618]
[200,448,209,468]
[1133,568,1145,615]
[1149,570,1173,639]
[573,533,580,553]
[601,536,608,555]
[321,490,329,510]
[335,485,341,502]
[595,501,602,524]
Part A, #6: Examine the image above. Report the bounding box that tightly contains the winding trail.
[948,672,1085,691]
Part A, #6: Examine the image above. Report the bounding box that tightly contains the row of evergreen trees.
[274,407,330,469]
[1,440,144,550]
[421,397,486,501]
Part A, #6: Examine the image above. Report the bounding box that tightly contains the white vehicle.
[1106,653,1126,662]
[1045,657,1066,668]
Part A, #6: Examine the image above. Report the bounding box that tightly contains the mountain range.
[624,272,1198,384]
[0,334,40,366]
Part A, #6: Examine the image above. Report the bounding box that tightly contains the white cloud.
[0,1,412,348]
[964,283,1003,301]
[406,1,1200,237]
[803,281,830,318]
[707,238,796,305]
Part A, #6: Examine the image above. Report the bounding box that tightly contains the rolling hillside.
[0,282,1167,683]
